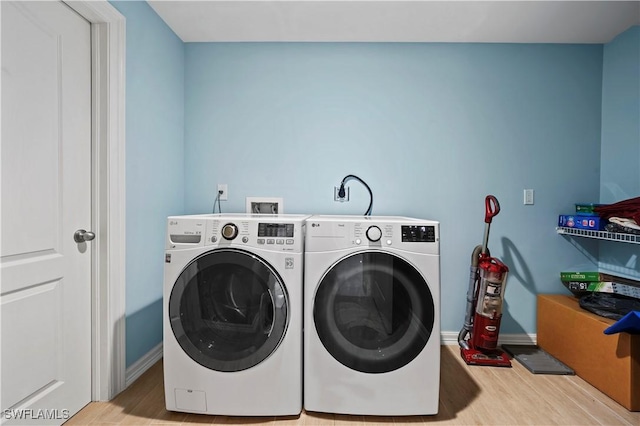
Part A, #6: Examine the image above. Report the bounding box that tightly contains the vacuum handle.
[485,195,500,223]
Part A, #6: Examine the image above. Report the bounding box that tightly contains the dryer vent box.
[246,197,283,215]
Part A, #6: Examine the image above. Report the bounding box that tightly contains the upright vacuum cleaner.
[458,195,511,367]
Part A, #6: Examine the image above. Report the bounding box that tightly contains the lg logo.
[311,223,320,227]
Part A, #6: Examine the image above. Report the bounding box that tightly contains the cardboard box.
[558,215,607,230]
[575,203,604,215]
[560,273,640,299]
[537,294,640,411]
[560,271,603,282]
[561,281,640,299]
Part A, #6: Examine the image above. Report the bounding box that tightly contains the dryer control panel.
[401,225,436,242]
[305,215,439,255]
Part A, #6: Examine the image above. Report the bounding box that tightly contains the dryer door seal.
[169,248,288,372]
[313,251,434,373]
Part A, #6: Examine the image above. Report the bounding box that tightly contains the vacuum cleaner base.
[461,347,512,367]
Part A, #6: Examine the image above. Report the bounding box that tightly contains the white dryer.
[304,215,440,416]
[163,214,308,416]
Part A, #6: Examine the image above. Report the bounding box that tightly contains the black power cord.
[212,190,223,214]
[339,174,373,216]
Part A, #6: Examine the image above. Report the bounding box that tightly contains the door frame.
[64,0,126,401]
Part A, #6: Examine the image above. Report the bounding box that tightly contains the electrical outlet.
[334,186,350,202]
[524,189,534,205]
[217,184,228,201]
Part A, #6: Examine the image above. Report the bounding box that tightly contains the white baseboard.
[125,342,163,388]
[440,331,537,346]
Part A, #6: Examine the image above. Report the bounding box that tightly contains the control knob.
[366,225,382,242]
[221,223,238,240]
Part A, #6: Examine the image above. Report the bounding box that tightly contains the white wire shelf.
[556,226,640,245]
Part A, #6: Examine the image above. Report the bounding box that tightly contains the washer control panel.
[203,217,305,252]
[167,215,308,253]
[256,222,295,246]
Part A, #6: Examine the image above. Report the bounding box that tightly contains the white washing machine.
[304,215,441,416]
[163,213,308,416]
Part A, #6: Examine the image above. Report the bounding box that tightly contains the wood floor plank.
[67,348,639,425]
[565,374,640,425]
[438,346,485,425]
[508,356,602,425]
[439,346,521,425]
[539,374,634,426]
[93,362,164,425]
[419,402,456,425]
[180,413,219,425]
[463,365,523,425]
[213,416,275,425]
[485,359,566,425]
[390,415,424,425]
[357,416,394,426]
[302,412,335,425]
[149,407,188,424]
[334,414,365,426]
[120,381,172,425]
[65,401,110,425]
[272,414,304,426]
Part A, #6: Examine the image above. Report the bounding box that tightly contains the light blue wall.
[109,4,636,367]
[598,25,640,280]
[601,26,640,203]
[109,1,185,367]
[185,42,604,335]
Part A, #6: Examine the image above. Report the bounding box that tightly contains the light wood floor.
[66,345,639,425]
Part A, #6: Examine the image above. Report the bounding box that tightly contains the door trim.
[64,0,126,401]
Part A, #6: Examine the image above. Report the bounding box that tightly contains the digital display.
[258,223,294,238]
[401,225,436,242]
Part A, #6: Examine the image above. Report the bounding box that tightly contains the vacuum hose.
[458,244,489,350]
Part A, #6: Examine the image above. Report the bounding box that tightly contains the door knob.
[74,229,96,243]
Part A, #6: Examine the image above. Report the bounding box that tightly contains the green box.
[575,203,604,216]
[560,271,602,282]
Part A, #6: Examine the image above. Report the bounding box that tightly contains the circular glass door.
[314,251,434,373]
[169,248,288,372]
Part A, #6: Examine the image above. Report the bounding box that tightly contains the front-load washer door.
[314,251,435,373]
[169,248,288,372]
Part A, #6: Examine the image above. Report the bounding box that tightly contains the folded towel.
[609,217,640,230]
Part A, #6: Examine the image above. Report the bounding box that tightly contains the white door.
[1,1,92,424]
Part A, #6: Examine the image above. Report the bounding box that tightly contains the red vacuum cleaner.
[458,195,511,367]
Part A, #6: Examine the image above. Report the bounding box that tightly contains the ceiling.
[147,1,640,43]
